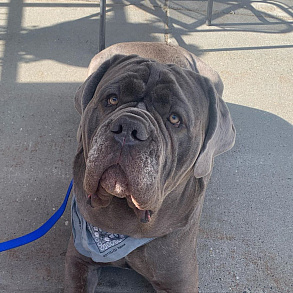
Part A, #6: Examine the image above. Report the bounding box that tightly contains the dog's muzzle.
[84,109,161,224]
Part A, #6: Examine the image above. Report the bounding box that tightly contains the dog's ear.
[75,54,139,115]
[75,54,142,145]
[74,57,113,145]
[194,81,236,178]
[75,55,119,115]
[74,60,110,115]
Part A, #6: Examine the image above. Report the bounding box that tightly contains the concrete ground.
[0,0,292,292]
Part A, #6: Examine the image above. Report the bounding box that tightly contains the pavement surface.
[0,0,292,292]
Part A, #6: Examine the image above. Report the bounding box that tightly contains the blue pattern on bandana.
[87,224,128,253]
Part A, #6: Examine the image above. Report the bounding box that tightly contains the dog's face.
[73,55,235,237]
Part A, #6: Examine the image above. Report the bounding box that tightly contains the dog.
[64,42,235,293]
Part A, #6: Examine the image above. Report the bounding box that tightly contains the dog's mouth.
[86,164,153,223]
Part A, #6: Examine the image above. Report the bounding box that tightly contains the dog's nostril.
[131,130,138,140]
[111,118,149,144]
[131,129,147,141]
[111,124,123,134]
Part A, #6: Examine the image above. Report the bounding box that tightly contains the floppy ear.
[194,82,236,178]
[75,54,142,115]
[75,54,139,143]
[75,57,113,115]
[74,57,114,144]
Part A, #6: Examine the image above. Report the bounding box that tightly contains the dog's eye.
[169,113,181,127]
[107,96,119,106]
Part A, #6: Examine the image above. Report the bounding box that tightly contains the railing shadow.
[1,0,292,78]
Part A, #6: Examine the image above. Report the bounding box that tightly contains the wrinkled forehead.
[102,58,151,84]
[97,60,150,98]
[98,58,208,111]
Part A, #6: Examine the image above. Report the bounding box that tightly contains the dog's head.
[73,54,235,236]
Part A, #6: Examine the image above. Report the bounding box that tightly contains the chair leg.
[99,0,106,52]
[206,0,214,26]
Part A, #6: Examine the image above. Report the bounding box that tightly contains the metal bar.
[99,0,106,52]
[206,0,214,26]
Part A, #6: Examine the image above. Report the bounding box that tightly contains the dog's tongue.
[131,195,152,223]
[137,210,152,223]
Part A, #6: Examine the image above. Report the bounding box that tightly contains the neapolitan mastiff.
[64,42,235,293]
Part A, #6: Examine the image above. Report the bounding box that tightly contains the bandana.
[71,196,155,263]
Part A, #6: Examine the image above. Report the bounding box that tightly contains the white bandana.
[71,196,154,263]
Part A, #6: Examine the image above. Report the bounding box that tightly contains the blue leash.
[0,179,73,252]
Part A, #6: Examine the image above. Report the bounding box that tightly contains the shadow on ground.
[1,102,292,293]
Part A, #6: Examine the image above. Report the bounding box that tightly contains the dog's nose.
[111,115,149,145]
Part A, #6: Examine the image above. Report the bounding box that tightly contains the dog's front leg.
[64,235,101,293]
[125,233,199,293]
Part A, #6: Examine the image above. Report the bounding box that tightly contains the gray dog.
[64,42,235,293]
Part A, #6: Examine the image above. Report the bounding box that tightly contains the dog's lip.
[99,164,131,198]
[87,183,113,208]
[88,191,154,223]
[85,165,154,223]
